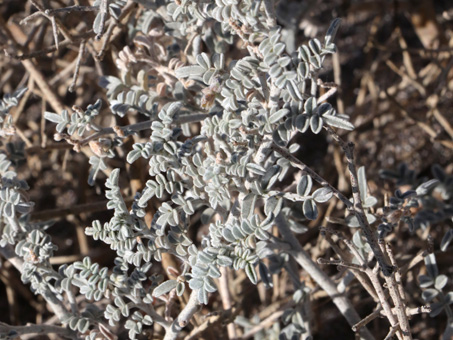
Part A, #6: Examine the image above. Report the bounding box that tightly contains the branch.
[380,243,412,339]
[274,214,375,340]
[0,322,76,339]
[0,245,72,322]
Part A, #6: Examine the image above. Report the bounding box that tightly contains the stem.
[384,325,400,340]
[164,290,200,340]
[319,228,380,302]
[139,304,171,330]
[219,267,237,339]
[68,40,85,93]
[352,307,381,332]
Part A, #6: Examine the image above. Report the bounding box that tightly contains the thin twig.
[270,142,351,207]
[45,5,99,15]
[29,0,73,43]
[184,308,239,340]
[324,127,393,276]
[319,228,380,302]
[50,15,59,49]
[317,258,367,271]
[384,324,400,340]
[364,268,402,340]
[68,40,86,92]
[352,307,381,332]
[240,310,284,339]
[20,11,44,25]
[30,197,134,221]
[21,59,66,113]
[317,85,338,104]
[387,243,406,303]
[385,59,426,96]
[400,249,428,276]
[6,32,95,60]
[384,89,437,139]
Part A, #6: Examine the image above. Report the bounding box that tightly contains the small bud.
[72,105,83,114]
[1,126,16,136]
[73,143,81,153]
[89,140,109,157]
[156,83,167,97]
[169,58,179,70]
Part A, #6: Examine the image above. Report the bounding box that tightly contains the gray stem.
[163,290,200,340]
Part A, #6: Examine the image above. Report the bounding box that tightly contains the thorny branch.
[274,214,375,340]
[271,128,416,339]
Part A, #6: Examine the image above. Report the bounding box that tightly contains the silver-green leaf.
[153,280,178,297]
[303,199,318,220]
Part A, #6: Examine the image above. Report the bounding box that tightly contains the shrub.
[1,1,452,340]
